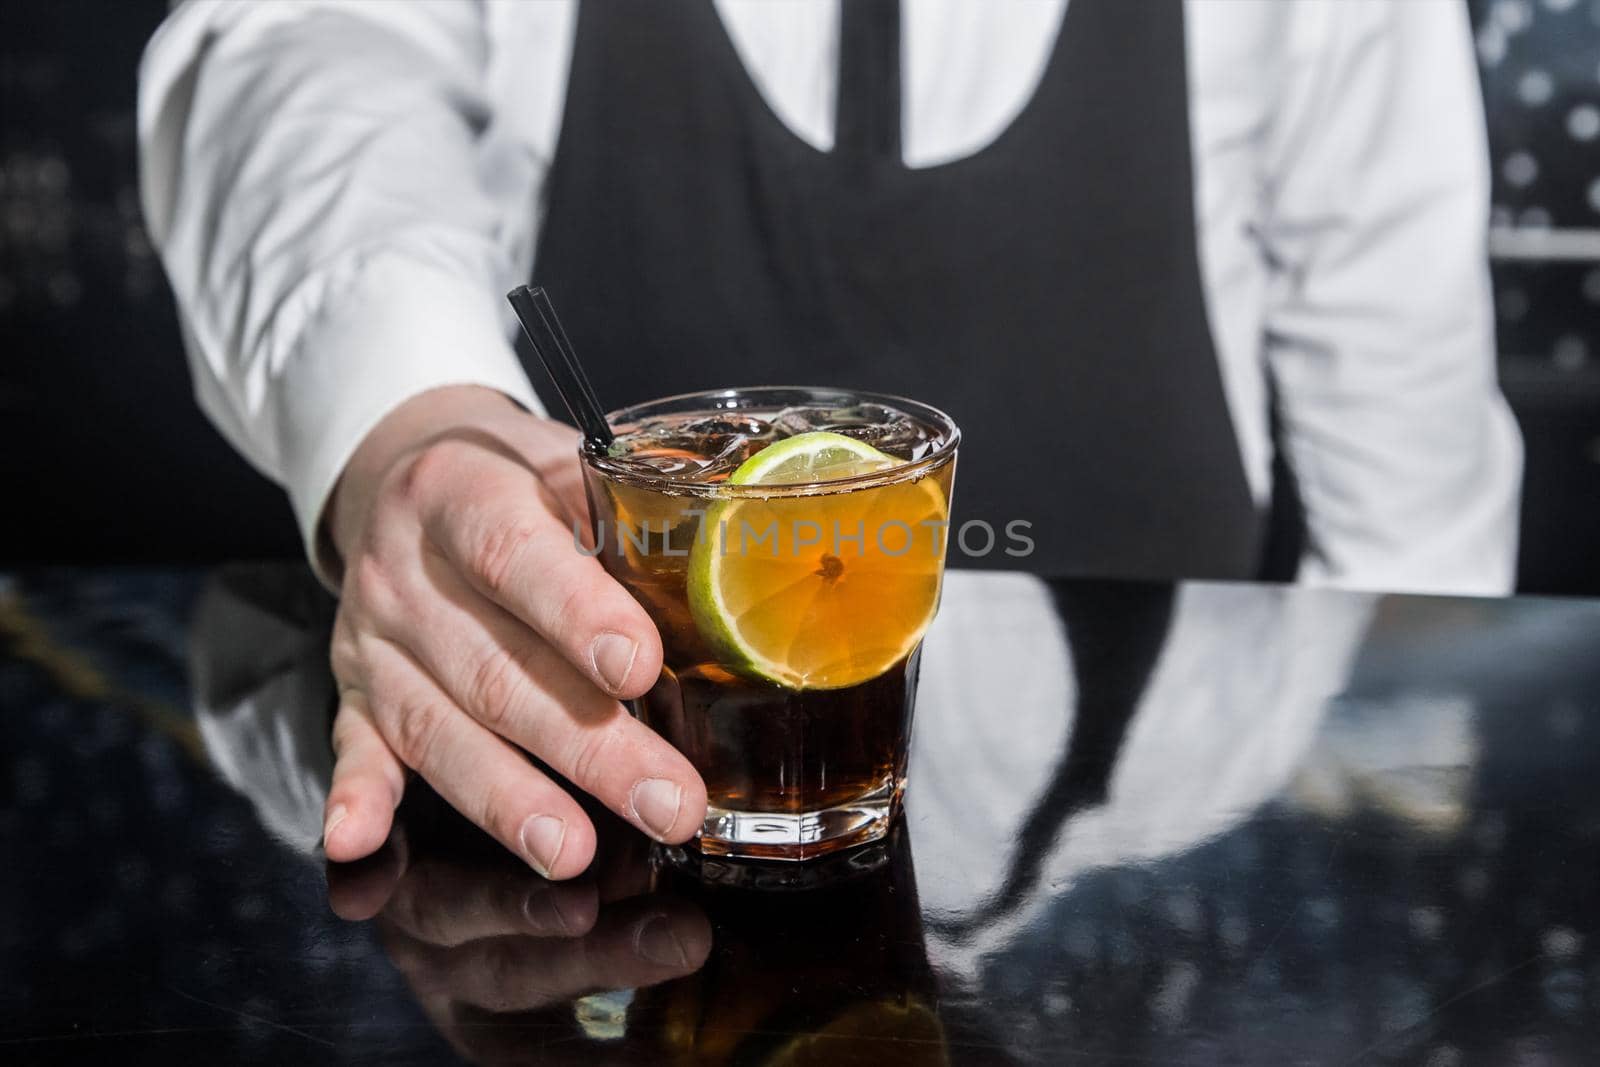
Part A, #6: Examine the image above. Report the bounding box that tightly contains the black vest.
[529,0,1261,580]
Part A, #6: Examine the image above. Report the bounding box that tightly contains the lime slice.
[688,432,949,690]
[723,430,897,485]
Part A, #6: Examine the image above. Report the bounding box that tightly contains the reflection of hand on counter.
[326,805,944,1066]
[327,813,710,1066]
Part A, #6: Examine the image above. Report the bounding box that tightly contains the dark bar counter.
[3,565,1599,1064]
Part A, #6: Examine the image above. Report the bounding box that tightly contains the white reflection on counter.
[909,571,1375,977]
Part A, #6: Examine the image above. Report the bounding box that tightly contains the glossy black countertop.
[3,565,1599,1065]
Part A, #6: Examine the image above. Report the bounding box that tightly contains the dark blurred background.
[3,1,1598,592]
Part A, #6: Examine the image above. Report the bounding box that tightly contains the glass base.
[655,835,893,890]
[694,778,901,862]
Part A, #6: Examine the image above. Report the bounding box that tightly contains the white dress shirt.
[138,0,1523,595]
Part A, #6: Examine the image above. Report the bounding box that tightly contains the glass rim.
[580,385,960,498]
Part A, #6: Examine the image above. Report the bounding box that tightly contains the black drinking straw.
[506,285,615,447]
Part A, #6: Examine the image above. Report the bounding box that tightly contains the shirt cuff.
[272,257,541,591]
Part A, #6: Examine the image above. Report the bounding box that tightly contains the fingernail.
[323,804,348,846]
[519,814,567,878]
[629,778,682,840]
[634,913,690,968]
[590,631,638,694]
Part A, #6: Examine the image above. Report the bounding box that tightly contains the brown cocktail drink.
[581,387,958,860]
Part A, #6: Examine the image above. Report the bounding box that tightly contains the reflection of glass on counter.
[640,824,945,1067]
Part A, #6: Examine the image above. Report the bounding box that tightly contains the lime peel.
[726,430,898,486]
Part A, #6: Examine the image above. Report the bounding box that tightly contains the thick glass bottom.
[657,833,893,890]
[694,777,902,862]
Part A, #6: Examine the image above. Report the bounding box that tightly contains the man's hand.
[319,385,707,878]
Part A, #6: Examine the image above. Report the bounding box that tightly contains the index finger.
[406,442,663,700]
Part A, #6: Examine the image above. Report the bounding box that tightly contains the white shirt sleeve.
[1258,0,1523,596]
[138,0,565,580]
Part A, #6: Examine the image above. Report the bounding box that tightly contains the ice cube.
[771,405,841,437]
[828,414,934,459]
[772,403,936,460]
[677,414,773,439]
[688,432,756,480]
[609,419,701,455]
[609,451,701,478]
[608,414,774,481]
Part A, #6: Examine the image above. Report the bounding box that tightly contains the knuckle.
[329,628,362,683]
[392,697,449,771]
[536,555,610,643]
[549,562,594,623]
[394,442,458,509]
[466,645,536,733]
[471,520,542,598]
[564,716,623,794]
[476,776,517,841]
[330,710,362,759]
[347,555,397,615]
